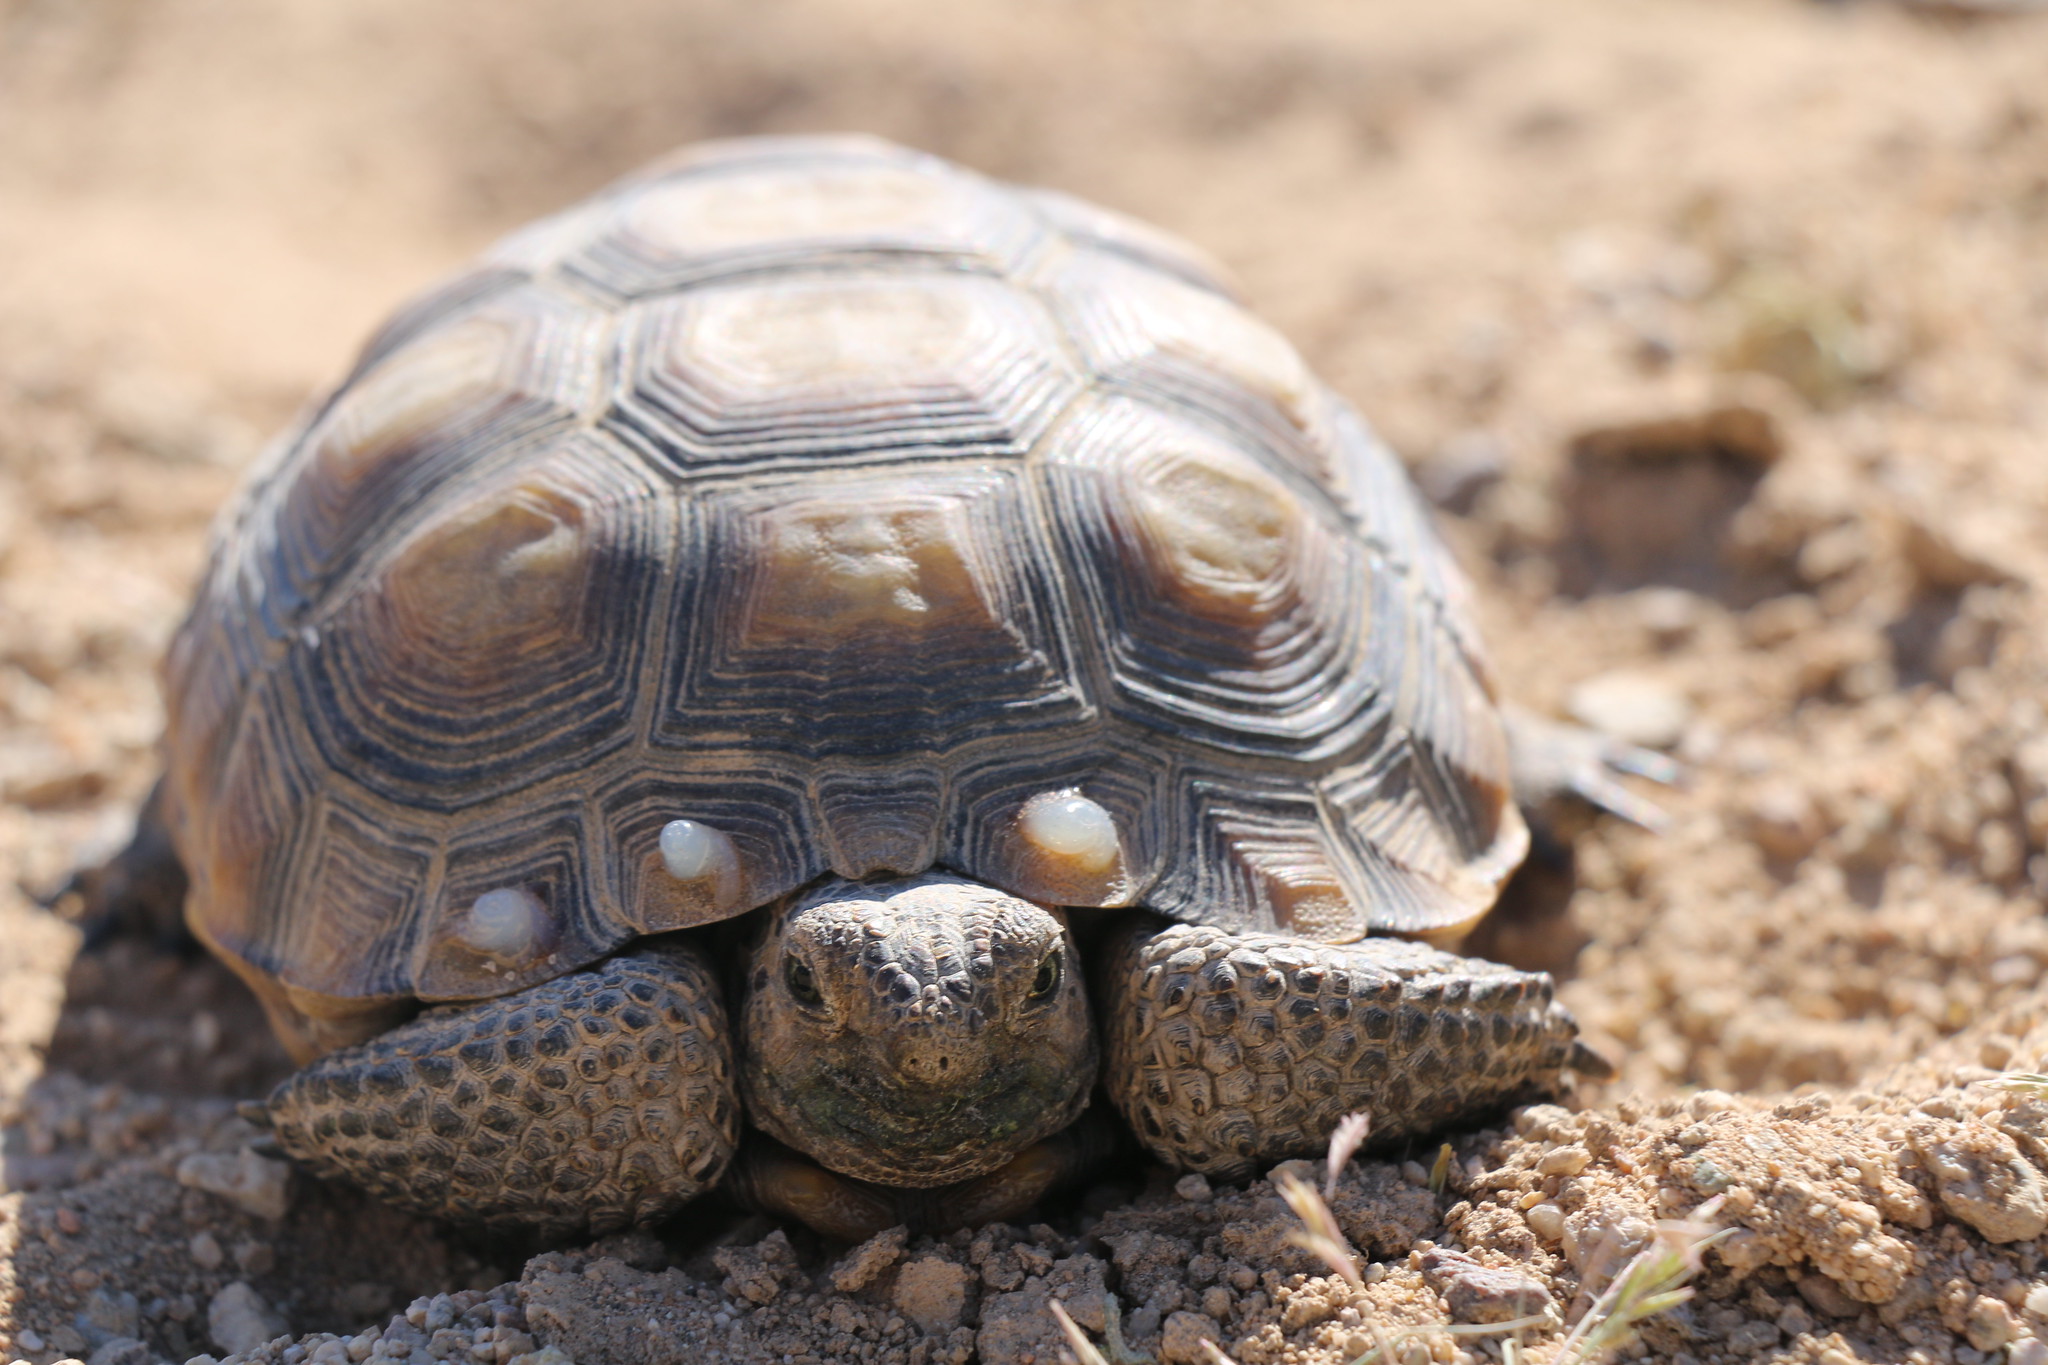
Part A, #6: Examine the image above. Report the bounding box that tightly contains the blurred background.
[3,0,2048,1353]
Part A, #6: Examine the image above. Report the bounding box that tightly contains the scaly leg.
[1098,918,1607,1180]
[254,943,739,1238]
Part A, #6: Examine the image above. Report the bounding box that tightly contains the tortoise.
[106,135,1646,1241]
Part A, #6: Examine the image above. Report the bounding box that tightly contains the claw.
[1503,704,1679,832]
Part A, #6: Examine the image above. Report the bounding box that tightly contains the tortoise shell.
[161,135,1526,1036]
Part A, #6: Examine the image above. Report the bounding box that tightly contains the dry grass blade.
[1275,1170,1364,1286]
[1198,1340,1243,1365]
[1049,1299,1111,1365]
[1427,1142,1453,1194]
[1325,1110,1373,1199]
[1991,1072,2048,1098]
[1552,1200,1732,1364]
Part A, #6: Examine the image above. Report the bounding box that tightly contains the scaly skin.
[262,943,738,1238]
[739,873,1097,1188]
[1098,919,1605,1180]
[257,878,1598,1236]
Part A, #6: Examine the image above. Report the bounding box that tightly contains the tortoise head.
[739,872,1096,1188]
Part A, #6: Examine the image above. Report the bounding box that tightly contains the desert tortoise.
[128,135,1631,1239]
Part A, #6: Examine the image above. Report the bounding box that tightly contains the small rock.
[2026,1284,2048,1318]
[1124,1304,1162,1342]
[2012,1340,2048,1365]
[1966,1296,2021,1352]
[829,1226,909,1293]
[1416,432,1507,514]
[1794,1273,1861,1320]
[1629,587,1705,644]
[78,1290,142,1347]
[85,1339,151,1365]
[714,1231,800,1306]
[17,1331,45,1353]
[1523,1202,1565,1242]
[188,1233,225,1271]
[1173,1174,1213,1203]
[1565,671,1691,750]
[1159,1311,1223,1365]
[176,1149,292,1221]
[208,1283,288,1357]
[892,1256,972,1334]
[1911,1125,2048,1243]
[1535,1146,1590,1177]
[1776,1301,1815,1338]
[1726,1319,1783,1352]
[1747,780,1822,862]
[1419,1249,1555,1325]
[1901,511,2017,592]
[506,1349,572,1365]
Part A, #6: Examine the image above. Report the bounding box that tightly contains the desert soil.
[4,1,2048,1363]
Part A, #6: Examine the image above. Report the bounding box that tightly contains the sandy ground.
[4,0,2048,1362]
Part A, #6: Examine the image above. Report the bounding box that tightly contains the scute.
[575,156,1048,296]
[296,431,671,803]
[665,466,1088,762]
[617,272,1081,473]
[161,138,1527,1027]
[1036,397,1382,758]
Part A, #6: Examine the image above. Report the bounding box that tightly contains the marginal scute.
[416,802,610,1002]
[276,798,434,1000]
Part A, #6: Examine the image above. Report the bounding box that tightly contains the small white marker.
[660,818,740,886]
[1018,790,1121,873]
[461,886,545,961]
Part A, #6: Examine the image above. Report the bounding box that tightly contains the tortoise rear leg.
[50,778,192,949]
[256,942,740,1238]
[1097,918,1607,1181]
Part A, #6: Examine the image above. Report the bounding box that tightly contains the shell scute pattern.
[166,135,1524,1015]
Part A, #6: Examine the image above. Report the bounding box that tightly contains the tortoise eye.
[784,954,823,1007]
[1027,949,1063,1002]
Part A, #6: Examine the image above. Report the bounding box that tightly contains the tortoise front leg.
[257,943,739,1238]
[1097,919,1607,1180]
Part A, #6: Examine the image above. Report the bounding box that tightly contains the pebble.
[85,1340,150,1365]
[1566,670,1691,750]
[1523,1202,1565,1242]
[189,1232,225,1271]
[177,1149,292,1221]
[209,1283,289,1357]
[1173,1174,1212,1203]
[1912,1128,2048,1243]
[1160,1311,1224,1365]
